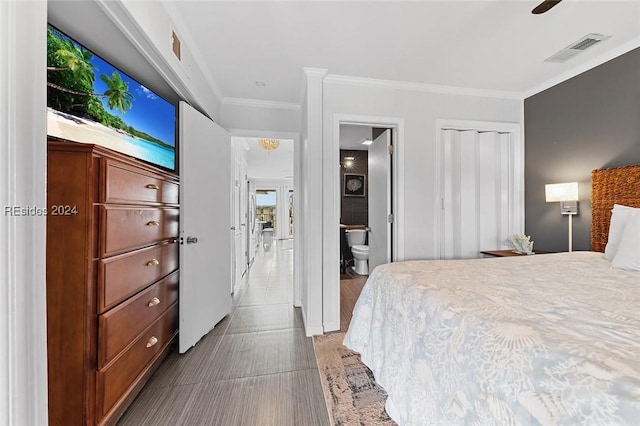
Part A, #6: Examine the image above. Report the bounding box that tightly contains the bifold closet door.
[441,129,511,259]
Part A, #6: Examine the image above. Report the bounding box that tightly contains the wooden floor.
[340,268,368,332]
[118,241,331,425]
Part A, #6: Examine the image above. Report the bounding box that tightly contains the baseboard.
[323,322,340,333]
[301,306,324,337]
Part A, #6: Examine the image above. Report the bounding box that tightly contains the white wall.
[318,80,523,332]
[296,91,308,312]
[324,82,522,260]
[1,2,49,425]
[299,69,326,335]
[220,102,300,134]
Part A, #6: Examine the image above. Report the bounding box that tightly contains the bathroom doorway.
[325,114,404,333]
[339,124,395,276]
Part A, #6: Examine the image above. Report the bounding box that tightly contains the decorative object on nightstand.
[505,234,534,254]
[545,182,579,252]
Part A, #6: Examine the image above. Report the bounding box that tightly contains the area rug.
[313,332,397,426]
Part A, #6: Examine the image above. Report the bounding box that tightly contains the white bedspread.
[343,252,640,425]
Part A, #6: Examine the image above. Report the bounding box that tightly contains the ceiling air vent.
[545,33,610,63]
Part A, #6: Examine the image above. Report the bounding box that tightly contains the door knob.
[186,236,198,244]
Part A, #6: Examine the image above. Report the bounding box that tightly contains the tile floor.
[118,240,330,426]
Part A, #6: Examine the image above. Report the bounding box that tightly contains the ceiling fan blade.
[532,0,563,14]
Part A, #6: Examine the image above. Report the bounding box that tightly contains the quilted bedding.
[343,252,640,425]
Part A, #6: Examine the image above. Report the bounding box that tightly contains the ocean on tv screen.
[46,25,176,170]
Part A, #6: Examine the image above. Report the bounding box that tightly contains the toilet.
[346,229,369,275]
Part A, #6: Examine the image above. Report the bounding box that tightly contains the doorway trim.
[434,119,524,259]
[324,114,405,332]
[2,2,48,423]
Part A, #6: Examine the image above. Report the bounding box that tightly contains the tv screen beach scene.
[47,25,176,170]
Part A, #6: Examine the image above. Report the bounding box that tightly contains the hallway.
[119,240,330,425]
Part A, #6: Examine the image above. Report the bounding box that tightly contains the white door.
[247,187,256,266]
[179,101,232,353]
[232,154,243,292]
[368,129,392,273]
[239,161,248,277]
[441,129,512,259]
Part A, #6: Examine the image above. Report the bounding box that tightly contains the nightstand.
[481,250,552,258]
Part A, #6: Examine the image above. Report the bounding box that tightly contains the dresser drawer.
[100,206,179,256]
[98,271,178,367]
[103,160,179,205]
[97,304,177,419]
[99,242,178,311]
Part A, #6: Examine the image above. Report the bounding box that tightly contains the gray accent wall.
[340,149,368,226]
[524,47,640,252]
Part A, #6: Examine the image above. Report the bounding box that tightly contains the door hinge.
[387,145,394,155]
[388,213,394,223]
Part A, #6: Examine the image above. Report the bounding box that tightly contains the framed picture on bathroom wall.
[344,174,366,197]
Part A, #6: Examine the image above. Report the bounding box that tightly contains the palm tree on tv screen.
[51,40,95,88]
[47,27,134,116]
[100,72,134,114]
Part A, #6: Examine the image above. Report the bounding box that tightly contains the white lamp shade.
[545,182,579,202]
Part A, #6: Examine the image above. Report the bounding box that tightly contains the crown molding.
[222,97,301,111]
[523,36,640,99]
[303,67,328,79]
[324,74,524,100]
[228,128,299,142]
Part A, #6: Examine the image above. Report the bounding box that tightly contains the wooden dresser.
[46,140,180,425]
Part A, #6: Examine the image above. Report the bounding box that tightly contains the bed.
[343,165,640,425]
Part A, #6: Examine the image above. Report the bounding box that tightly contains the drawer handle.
[146,221,160,227]
[146,336,158,348]
[146,259,160,267]
[148,297,161,307]
[146,184,160,190]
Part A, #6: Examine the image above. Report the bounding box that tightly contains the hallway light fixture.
[361,139,373,146]
[545,182,579,252]
[259,138,279,151]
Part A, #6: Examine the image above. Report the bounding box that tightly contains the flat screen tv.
[46,24,176,171]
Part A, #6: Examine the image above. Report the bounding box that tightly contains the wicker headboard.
[591,165,640,252]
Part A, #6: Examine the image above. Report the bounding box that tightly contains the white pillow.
[604,204,640,261]
[611,215,640,271]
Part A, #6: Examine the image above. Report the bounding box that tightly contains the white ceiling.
[242,138,294,180]
[49,1,640,181]
[167,0,640,103]
[340,124,373,151]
